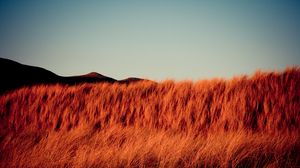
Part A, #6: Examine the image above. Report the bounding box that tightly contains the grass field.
[0,68,299,167]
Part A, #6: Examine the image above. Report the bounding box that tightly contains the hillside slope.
[0,58,145,94]
[0,68,299,167]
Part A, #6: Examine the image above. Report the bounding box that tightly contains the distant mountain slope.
[0,58,145,94]
[118,77,144,83]
[0,58,62,93]
[63,71,117,85]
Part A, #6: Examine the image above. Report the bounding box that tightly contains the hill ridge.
[0,58,146,94]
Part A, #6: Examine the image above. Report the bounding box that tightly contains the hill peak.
[83,72,106,78]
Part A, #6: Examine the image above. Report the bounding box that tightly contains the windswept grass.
[0,68,299,167]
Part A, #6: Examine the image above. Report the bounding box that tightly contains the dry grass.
[0,68,300,167]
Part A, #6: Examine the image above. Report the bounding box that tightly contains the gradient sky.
[1,1,300,80]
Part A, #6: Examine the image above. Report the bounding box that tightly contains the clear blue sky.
[1,1,300,80]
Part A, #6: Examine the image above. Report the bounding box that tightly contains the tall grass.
[0,68,300,167]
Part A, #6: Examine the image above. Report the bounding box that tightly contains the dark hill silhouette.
[63,71,116,85]
[0,58,62,93]
[118,77,144,83]
[0,58,147,94]
[81,72,107,78]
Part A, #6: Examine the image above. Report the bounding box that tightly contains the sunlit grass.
[0,68,299,167]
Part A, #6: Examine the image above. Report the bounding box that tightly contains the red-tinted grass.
[0,68,299,167]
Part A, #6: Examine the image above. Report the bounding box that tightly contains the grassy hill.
[0,68,299,167]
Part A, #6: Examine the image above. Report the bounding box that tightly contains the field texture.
[0,68,299,167]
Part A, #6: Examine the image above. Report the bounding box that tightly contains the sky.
[1,1,300,80]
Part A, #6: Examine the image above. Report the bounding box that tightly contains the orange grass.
[0,68,300,167]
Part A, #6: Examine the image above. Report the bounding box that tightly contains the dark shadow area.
[0,58,145,94]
